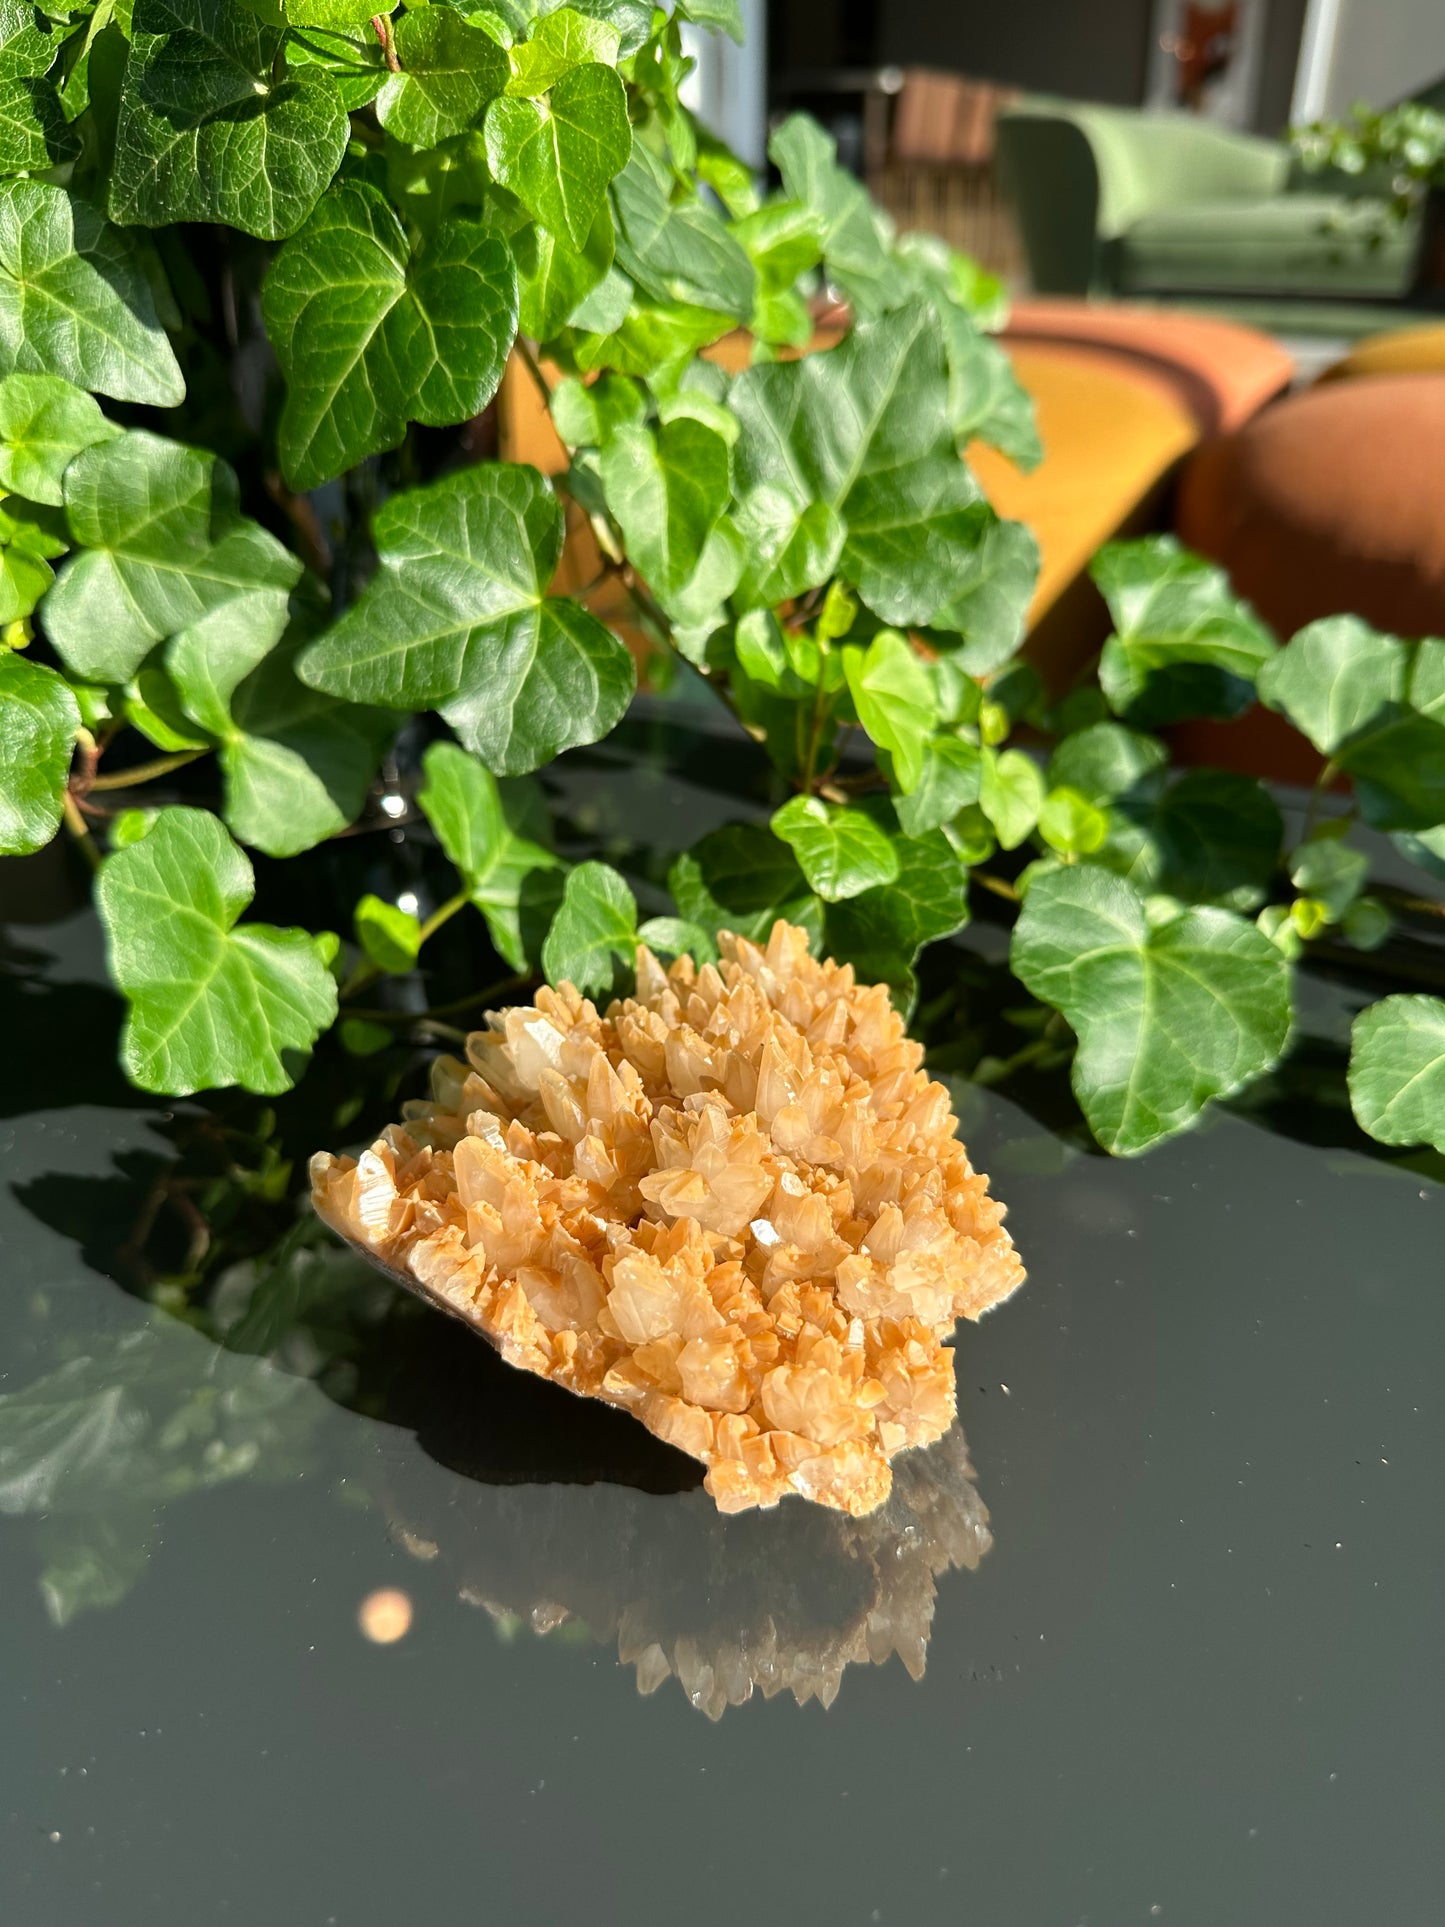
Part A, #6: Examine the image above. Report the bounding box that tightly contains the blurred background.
[637,0,1445,763]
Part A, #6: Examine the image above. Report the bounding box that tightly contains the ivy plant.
[0,0,1442,1165]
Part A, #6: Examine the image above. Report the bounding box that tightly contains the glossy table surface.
[1,738,1442,1927]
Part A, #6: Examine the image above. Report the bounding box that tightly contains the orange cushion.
[1005,298,1293,433]
[1177,373,1445,640]
[1318,322,1445,383]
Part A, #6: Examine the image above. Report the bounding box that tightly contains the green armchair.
[996,102,1420,322]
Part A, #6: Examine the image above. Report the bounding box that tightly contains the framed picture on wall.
[1146,0,1268,125]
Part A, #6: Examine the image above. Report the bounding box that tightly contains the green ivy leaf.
[730,299,1033,654]
[1347,995,1445,1153]
[0,649,76,854]
[43,431,302,685]
[770,793,900,902]
[165,597,395,858]
[935,303,1041,468]
[597,414,732,606]
[299,462,635,776]
[634,914,713,964]
[731,489,842,610]
[679,0,744,40]
[0,183,184,406]
[892,229,1007,329]
[768,113,892,315]
[507,6,620,94]
[0,74,76,172]
[417,738,560,970]
[668,821,823,948]
[891,735,982,836]
[732,198,823,297]
[513,200,613,339]
[284,24,386,112]
[565,0,653,58]
[1131,770,1283,912]
[1047,719,1168,801]
[1394,824,1445,879]
[1336,709,1445,833]
[376,5,508,148]
[1037,785,1109,857]
[1011,864,1292,1154]
[541,858,637,996]
[230,665,395,860]
[0,0,61,79]
[1255,613,1406,754]
[843,628,938,792]
[354,892,421,975]
[1046,724,1282,910]
[978,746,1044,850]
[263,181,518,491]
[0,374,119,506]
[125,665,213,753]
[1315,639,1445,833]
[611,145,754,315]
[569,290,735,376]
[256,1,382,25]
[96,807,338,1096]
[550,369,645,447]
[1093,538,1277,726]
[485,60,631,249]
[1289,834,1368,921]
[109,0,348,241]
[110,808,158,848]
[922,519,1041,679]
[0,491,63,620]
[825,823,969,985]
[731,606,803,696]
[1411,637,1445,721]
[385,127,509,235]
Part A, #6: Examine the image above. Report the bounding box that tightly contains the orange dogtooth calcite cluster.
[311,921,1024,1515]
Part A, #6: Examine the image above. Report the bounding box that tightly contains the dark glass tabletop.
[2,734,1442,1927]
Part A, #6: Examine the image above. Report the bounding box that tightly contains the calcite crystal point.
[311,921,1024,1516]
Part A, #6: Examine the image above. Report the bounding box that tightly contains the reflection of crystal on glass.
[314,922,1023,1518]
[380,1420,992,1720]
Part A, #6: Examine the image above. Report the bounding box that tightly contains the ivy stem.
[1301,758,1341,842]
[417,889,469,945]
[60,791,101,872]
[89,750,207,792]
[65,724,103,806]
[787,583,826,632]
[1372,882,1445,921]
[372,12,400,71]
[515,337,554,414]
[972,870,1022,904]
[800,645,831,795]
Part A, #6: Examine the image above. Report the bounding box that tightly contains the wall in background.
[873,0,1154,106]
[684,0,768,164]
[769,0,878,78]
[1323,0,1445,113]
[1254,0,1312,131]
[767,0,1308,133]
